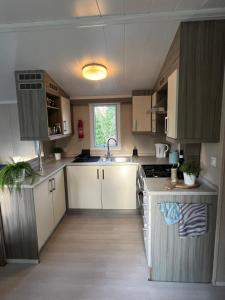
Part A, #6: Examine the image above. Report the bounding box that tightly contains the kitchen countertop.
[143,177,217,196]
[22,155,169,188]
[21,156,217,196]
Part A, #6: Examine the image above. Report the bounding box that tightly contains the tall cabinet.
[154,20,225,143]
[15,70,72,141]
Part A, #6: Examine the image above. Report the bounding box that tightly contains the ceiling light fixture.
[82,63,107,80]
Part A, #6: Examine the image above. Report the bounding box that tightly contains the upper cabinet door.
[66,166,102,209]
[101,165,137,209]
[61,97,72,135]
[132,95,152,132]
[167,69,178,139]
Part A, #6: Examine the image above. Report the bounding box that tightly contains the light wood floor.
[0,213,225,300]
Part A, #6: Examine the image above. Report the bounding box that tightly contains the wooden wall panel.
[177,20,225,141]
[154,27,180,91]
[0,205,6,266]
[0,190,39,260]
[151,194,217,282]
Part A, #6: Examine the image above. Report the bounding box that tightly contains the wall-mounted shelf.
[15,70,72,141]
[47,105,60,110]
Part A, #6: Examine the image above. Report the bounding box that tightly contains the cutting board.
[166,180,200,190]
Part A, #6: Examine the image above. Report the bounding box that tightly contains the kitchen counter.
[22,156,216,197]
[143,177,217,196]
[22,156,170,188]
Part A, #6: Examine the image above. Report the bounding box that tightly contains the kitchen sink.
[100,156,131,163]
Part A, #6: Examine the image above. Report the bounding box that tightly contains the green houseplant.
[52,147,63,161]
[0,160,37,193]
[180,161,200,186]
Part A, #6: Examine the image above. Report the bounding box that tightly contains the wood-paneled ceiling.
[0,0,224,101]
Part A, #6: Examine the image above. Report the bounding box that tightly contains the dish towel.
[160,202,180,225]
[178,203,208,237]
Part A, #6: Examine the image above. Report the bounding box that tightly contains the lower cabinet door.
[34,179,54,250]
[101,165,137,209]
[67,166,102,209]
[52,169,66,226]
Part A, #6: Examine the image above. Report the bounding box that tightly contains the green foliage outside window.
[94,105,117,147]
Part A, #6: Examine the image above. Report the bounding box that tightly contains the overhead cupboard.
[154,20,225,143]
[15,70,72,141]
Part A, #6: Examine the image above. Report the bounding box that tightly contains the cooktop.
[142,164,172,178]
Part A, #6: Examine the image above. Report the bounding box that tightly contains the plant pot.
[54,153,62,161]
[14,169,25,183]
[183,172,196,186]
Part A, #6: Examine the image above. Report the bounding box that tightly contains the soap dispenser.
[132,146,138,157]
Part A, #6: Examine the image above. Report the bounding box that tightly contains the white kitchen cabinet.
[52,169,66,226]
[67,166,102,209]
[132,95,151,132]
[34,178,54,250]
[101,165,137,209]
[34,168,66,250]
[61,96,72,135]
[166,69,179,139]
[67,165,137,210]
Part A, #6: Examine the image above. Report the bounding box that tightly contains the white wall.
[0,103,37,163]
[200,143,221,186]
[55,103,168,157]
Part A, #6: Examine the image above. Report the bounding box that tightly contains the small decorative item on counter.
[177,149,184,179]
[171,166,177,183]
[169,150,178,165]
[180,161,200,186]
[52,147,63,161]
[132,146,138,157]
[0,159,38,193]
[55,123,61,134]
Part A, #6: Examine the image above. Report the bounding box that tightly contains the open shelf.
[47,105,60,110]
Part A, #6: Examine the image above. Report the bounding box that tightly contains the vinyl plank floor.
[0,213,225,300]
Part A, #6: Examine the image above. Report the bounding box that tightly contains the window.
[90,103,120,149]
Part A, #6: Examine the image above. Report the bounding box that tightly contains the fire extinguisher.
[78,120,84,139]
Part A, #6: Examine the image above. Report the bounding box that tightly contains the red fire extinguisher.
[78,120,84,139]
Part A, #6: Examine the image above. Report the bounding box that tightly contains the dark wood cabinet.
[15,70,72,141]
[155,20,225,143]
[0,205,6,266]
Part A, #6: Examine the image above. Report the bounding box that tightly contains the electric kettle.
[155,143,169,158]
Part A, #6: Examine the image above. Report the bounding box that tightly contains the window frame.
[89,103,121,150]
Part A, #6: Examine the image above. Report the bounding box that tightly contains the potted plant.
[52,147,63,161]
[0,160,37,193]
[180,161,200,186]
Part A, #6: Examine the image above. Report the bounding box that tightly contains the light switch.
[210,156,217,168]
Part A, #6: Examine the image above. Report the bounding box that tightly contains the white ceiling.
[0,0,225,101]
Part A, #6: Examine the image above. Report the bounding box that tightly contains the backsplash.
[55,103,168,157]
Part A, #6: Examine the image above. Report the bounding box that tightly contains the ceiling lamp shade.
[82,63,107,80]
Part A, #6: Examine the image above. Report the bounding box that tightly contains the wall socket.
[210,156,217,168]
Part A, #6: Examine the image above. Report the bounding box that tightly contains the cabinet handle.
[52,178,56,191]
[48,179,53,192]
[135,120,137,131]
[165,116,168,134]
[97,169,99,180]
[102,169,104,180]
[63,120,67,132]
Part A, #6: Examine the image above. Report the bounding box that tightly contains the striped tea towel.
[178,203,208,237]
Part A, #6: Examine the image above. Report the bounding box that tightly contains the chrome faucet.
[106,138,117,158]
